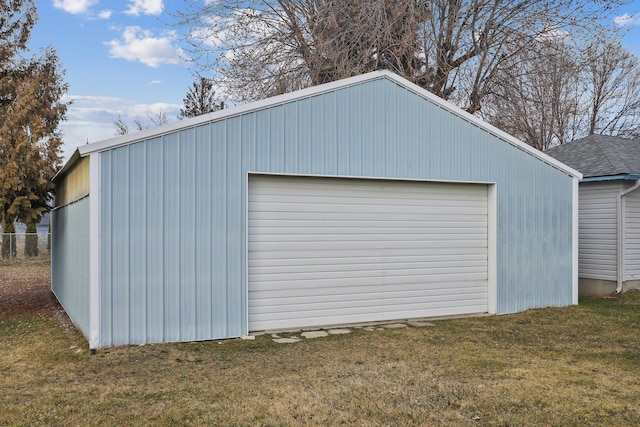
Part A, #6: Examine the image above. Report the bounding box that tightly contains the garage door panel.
[250,259,487,275]
[250,265,487,283]
[250,282,489,304]
[248,175,489,331]
[249,211,486,222]
[250,293,489,318]
[250,304,489,331]
[249,272,488,293]
[249,231,488,243]
[250,240,487,253]
[250,248,487,261]
[250,180,486,199]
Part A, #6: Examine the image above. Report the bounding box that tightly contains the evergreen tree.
[178,77,223,119]
[0,0,69,258]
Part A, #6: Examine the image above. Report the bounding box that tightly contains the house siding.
[578,181,622,281]
[93,77,574,346]
[624,185,640,281]
[51,196,90,338]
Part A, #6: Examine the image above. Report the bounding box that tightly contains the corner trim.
[89,153,101,348]
[572,177,579,304]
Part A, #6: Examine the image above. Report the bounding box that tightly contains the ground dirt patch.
[2,259,640,426]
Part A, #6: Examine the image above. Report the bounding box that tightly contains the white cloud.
[125,0,164,16]
[59,94,181,161]
[614,13,640,27]
[150,80,162,85]
[98,10,112,19]
[53,0,97,14]
[105,26,187,68]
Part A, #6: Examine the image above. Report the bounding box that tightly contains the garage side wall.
[51,196,90,339]
[98,77,574,345]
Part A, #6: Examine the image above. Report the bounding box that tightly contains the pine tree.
[178,77,223,119]
[0,0,68,258]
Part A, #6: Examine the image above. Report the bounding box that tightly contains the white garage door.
[248,175,489,331]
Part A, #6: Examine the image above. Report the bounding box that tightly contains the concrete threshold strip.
[240,317,458,344]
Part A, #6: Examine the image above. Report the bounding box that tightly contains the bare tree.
[583,38,640,138]
[113,110,169,135]
[482,40,584,150]
[148,110,168,127]
[113,114,129,136]
[483,32,640,149]
[173,0,623,112]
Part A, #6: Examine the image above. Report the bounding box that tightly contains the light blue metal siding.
[51,196,90,338]
[98,76,574,345]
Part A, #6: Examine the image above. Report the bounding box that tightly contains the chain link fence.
[0,233,50,260]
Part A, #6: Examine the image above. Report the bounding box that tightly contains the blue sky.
[26,1,640,161]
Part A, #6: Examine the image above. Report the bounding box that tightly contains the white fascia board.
[74,69,582,179]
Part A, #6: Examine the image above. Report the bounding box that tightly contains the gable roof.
[55,70,581,180]
[545,134,640,179]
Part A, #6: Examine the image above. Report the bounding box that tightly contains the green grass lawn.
[1,259,640,426]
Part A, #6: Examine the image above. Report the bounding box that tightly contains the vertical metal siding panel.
[145,137,164,343]
[195,125,213,340]
[163,134,180,342]
[100,151,112,344]
[364,82,380,176]
[310,96,324,174]
[51,197,90,338]
[323,92,337,175]
[335,90,350,175]
[270,105,285,172]
[359,84,375,176]
[348,85,362,175]
[447,113,462,181]
[128,142,147,344]
[242,113,257,174]
[226,117,245,336]
[255,111,269,171]
[211,121,228,338]
[111,146,130,344]
[283,103,298,173]
[384,81,397,177]
[394,86,409,178]
[428,107,443,179]
[180,129,197,341]
[412,96,433,178]
[297,98,312,172]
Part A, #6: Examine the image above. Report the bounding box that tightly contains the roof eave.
[581,174,640,182]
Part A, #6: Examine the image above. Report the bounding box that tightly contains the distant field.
[1,259,639,426]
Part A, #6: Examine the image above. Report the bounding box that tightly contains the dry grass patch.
[2,259,640,425]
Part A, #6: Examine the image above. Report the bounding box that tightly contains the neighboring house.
[546,134,640,296]
[51,70,581,349]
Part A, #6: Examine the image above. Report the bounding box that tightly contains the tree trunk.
[25,220,38,257]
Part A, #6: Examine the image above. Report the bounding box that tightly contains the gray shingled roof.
[545,134,640,178]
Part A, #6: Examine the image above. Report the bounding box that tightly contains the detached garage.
[51,70,581,349]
